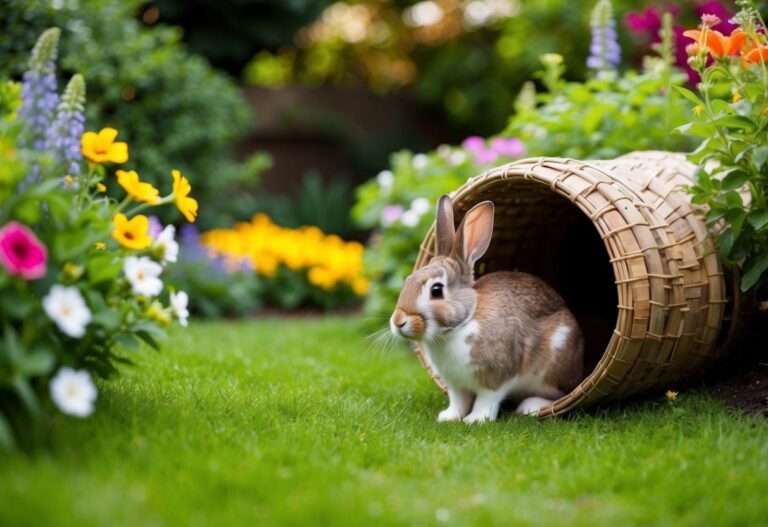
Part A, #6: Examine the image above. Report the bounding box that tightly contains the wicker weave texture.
[413,151,734,417]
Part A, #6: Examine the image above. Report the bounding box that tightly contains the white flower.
[42,285,92,338]
[412,153,429,170]
[124,256,163,297]
[410,197,430,216]
[449,151,467,165]
[376,170,394,192]
[50,367,97,418]
[400,210,421,227]
[170,290,190,327]
[153,224,179,264]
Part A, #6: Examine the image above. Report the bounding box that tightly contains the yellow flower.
[172,169,198,222]
[351,277,369,296]
[96,183,107,192]
[112,213,152,250]
[63,175,74,186]
[732,91,742,103]
[117,169,159,204]
[693,105,704,116]
[308,267,336,290]
[81,127,129,164]
[665,390,679,401]
[94,242,106,250]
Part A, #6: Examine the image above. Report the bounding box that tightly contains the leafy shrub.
[0,0,265,229]
[0,30,192,450]
[681,3,768,296]
[249,171,357,239]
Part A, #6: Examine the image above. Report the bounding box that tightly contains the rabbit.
[390,195,584,423]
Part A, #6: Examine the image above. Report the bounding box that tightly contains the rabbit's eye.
[430,283,444,299]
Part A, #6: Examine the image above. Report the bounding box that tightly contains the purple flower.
[19,29,60,151]
[148,216,164,238]
[587,0,621,71]
[490,137,525,158]
[44,74,85,175]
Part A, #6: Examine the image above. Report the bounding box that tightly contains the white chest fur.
[422,320,481,392]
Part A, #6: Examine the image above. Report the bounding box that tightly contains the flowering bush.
[681,2,768,296]
[353,0,695,322]
[0,29,194,450]
[201,214,368,310]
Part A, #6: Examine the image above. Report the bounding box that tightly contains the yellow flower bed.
[201,214,369,296]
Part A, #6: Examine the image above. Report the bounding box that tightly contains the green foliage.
[0,0,265,229]
[251,171,356,238]
[682,4,768,295]
[504,57,694,159]
[1,319,768,525]
[150,0,334,74]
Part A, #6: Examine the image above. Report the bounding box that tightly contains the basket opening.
[456,178,617,375]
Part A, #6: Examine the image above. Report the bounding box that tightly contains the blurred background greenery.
[1,0,742,315]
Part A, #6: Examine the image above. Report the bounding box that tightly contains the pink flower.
[490,137,525,158]
[381,205,404,227]
[0,221,48,280]
[461,136,486,153]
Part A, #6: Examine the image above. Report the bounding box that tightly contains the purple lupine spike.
[587,0,621,71]
[19,28,61,151]
[45,74,85,175]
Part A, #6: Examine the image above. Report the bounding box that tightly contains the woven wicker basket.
[413,151,746,417]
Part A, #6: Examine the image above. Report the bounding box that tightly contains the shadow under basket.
[413,151,749,417]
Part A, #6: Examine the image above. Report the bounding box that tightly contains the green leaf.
[721,170,750,191]
[724,191,743,208]
[0,411,15,451]
[747,210,768,230]
[91,309,121,331]
[713,115,755,131]
[18,347,55,376]
[87,253,122,285]
[751,146,768,171]
[740,254,768,291]
[672,86,703,106]
[718,229,734,260]
[12,376,40,417]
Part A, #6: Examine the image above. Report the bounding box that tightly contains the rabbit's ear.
[435,194,455,257]
[455,201,494,269]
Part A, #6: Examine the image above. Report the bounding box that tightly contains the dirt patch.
[709,362,768,418]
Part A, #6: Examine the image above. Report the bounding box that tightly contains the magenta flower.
[0,221,48,280]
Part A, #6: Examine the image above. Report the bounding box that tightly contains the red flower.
[0,221,48,280]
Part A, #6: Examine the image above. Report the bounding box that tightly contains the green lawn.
[2,317,767,527]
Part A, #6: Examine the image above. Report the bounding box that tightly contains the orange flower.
[743,46,768,66]
[81,128,129,164]
[172,170,198,223]
[683,28,748,57]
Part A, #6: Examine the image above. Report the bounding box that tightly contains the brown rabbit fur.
[390,195,584,423]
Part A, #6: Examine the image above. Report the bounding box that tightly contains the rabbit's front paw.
[462,411,492,424]
[437,408,463,422]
